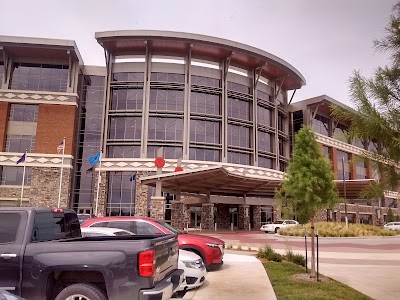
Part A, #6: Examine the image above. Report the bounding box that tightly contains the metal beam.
[288,89,297,105]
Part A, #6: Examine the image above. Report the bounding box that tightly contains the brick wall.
[35,104,77,154]
[171,202,190,230]
[0,102,9,151]
[150,197,165,221]
[252,205,261,229]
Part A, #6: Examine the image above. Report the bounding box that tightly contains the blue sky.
[1,0,397,105]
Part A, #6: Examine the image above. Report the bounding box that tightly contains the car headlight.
[206,243,220,248]
[183,259,204,269]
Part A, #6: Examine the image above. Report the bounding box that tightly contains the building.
[0,31,398,230]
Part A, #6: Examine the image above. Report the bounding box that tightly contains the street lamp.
[342,156,348,229]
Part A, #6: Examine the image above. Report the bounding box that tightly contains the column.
[201,203,214,230]
[172,202,191,230]
[238,205,250,230]
[273,206,281,221]
[216,204,230,230]
[134,172,148,217]
[252,205,261,229]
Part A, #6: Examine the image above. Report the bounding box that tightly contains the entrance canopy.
[140,166,375,199]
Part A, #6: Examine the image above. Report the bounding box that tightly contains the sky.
[1,0,397,105]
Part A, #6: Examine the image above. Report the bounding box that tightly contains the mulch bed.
[291,273,329,283]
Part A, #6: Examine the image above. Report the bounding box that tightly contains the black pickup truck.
[0,207,183,300]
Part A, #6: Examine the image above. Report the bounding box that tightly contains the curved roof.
[95,30,306,90]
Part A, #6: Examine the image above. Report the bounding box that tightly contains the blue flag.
[17,153,26,164]
[88,152,101,165]
[129,174,136,181]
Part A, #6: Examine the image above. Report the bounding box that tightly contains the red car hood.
[178,233,224,245]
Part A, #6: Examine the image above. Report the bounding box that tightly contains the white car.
[176,249,207,292]
[80,227,135,237]
[260,220,299,233]
[384,222,400,231]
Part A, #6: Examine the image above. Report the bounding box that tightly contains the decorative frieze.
[0,89,78,106]
[0,152,73,169]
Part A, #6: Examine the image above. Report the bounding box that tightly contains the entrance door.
[261,206,273,225]
[190,207,202,228]
[229,208,239,229]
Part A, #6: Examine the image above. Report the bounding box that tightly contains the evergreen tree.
[276,126,338,278]
[331,2,400,198]
[387,207,395,223]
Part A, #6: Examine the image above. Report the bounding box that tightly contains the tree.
[276,126,339,278]
[331,2,400,200]
[387,207,395,223]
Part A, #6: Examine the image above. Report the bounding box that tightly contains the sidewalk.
[181,252,277,300]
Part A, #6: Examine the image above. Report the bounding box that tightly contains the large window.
[189,148,220,162]
[190,120,220,144]
[0,63,4,87]
[111,88,143,110]
[5,134,35,153]
[149,89,184,111]
[258,131,273,153]
[228,97,251,121]
[148,117,183,141]
[313,114,329,136]
[147,146,182,159]
[279,139,285,156]
[0,166,32,185]
[112,72,144,82]
[227,81,250,94]
[190,92,220,115]
[191,75,220,88]
[107,145,141,158]
[259,156,273,169]
[109,117,142,140]
[356,157,367,179]
[257,90,272,103]
[322,145,331,160]
[278,113,285,132]
[11,63,68,92]
[257,106,272,127]
[333,123,348,141]
[107,172,137,216]
[337,150,351,180]
[9,104,38,122]
[227,151,251,165]
[228,124,251,148]
[151,72,185,83]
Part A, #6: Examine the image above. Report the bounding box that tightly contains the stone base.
[238,205,250,230]
[150,196,165,221]
[201,203,214,230]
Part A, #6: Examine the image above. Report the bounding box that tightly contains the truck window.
[32,211,81,242]
[0,213,21,243]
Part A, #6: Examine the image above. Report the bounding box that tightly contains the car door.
[0,211,27,293]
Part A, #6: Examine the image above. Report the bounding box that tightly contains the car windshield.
[78,215,91,220]
[156,221,181,234]
[273,221,284,224]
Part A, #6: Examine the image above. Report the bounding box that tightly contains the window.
[107,145,141,158]
[147,146,182,159]
[191,75,220,88]
[149,89,184,111]
[190,92,220,115]
[258,131,273,153]
[11,63,68,92]
[135,221,161,235]
[5,135,35,153]
[278,113,285,132]
[356,157,367,179]
[259,157,273,169]
[0,166,32,185]
[257,106,272,127]
[228,124,251,148]
[151,72,185,83]
[227,151,251,165]
[9,104,38,122]
[106,221,134,232]
[0,63,4,86]
[279,139,285,156]
[228,97,251,121]
[107,172,137,216]
[189,148,220,162]
[111,88,143,110]
[337,150,351,180]
[227,81,250,94]
[112,72,144,82]
[148,117,183,141]
[313,114,329,136]
[108,117,142,140]
[322,146,331,160]
[0,213,21,243]
[31,211,81,242]
[257,90,272,103]
[190,120,220,144]
[333,123,348,141]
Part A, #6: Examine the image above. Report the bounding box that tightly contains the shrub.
[258,245,283,262]
[226,244,232,250]
[236,244,242,251]
[285,250,306,267]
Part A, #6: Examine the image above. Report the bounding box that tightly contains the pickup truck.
[0,207,183,300]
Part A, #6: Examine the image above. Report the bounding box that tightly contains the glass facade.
[10,63,68,92]
[0,62,4,86]
[5,134,35,153]
[9,104,38,122]
[313,114,329,136]
[337,150,351,180]
[107,172,136,216]
[0,166,32,185]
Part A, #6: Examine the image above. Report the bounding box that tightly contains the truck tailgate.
[151,234,179,284]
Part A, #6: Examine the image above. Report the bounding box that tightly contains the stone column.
[95,171,108,217]
[238,205,250,230]
[201,203,214,230]
[355,204,360,224]
[135,173,149,217]
[150,196,165,221]
[216,204,230,230]
[252,206,261,229]
[171,202,191,230]
[273,206,281,221]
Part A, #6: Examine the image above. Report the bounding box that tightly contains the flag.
[86,166,94,174]
[88,152,101,165]
[17,152,26,164]
[129,174,136,181]
[57,140,65,154]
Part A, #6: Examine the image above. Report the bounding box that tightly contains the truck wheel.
[55,283,107,300]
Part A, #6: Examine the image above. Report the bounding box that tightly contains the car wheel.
[55,283,107,300]
[274,227,279,234]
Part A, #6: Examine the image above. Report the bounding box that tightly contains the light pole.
[342,156,348,229]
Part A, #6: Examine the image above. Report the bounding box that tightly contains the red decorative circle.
[175,166,184,172]
[154,157,165,168]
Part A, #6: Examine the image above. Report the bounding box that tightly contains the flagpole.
[57,138,66,208]
[94,150,102,216]
[20,149,27,200]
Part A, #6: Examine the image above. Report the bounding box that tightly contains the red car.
[81,216,225,270]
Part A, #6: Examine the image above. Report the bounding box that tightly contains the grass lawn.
[264,261,372,300]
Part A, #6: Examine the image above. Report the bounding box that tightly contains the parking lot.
[173,252,276,300]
